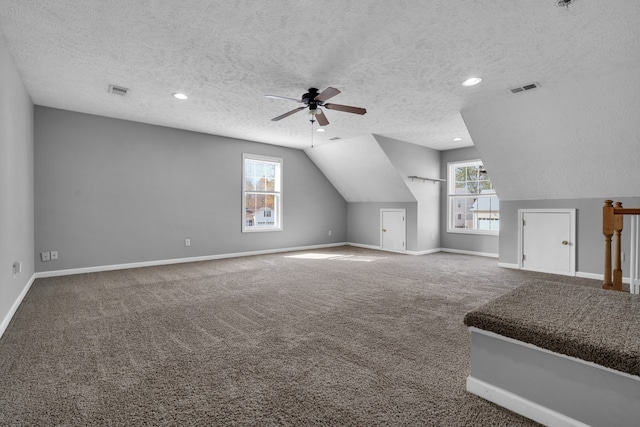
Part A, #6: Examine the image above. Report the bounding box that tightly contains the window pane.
[451,197,473,229]
[243,154,282,232]
[448,160,499,234]
[451,195,500,231]
[465,166,478,182]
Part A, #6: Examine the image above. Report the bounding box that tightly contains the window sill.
[447,229,499,236]
[242,227,283,233]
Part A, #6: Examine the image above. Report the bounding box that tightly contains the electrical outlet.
[41,252,50,262]
[13,261,22,274]
[328,230,332,236]
[185,238,191,247]
[50,251,58,260]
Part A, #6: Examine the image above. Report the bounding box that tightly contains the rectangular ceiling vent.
[108,84,130,96]
[329,137,341,141]
[509,82,540,94]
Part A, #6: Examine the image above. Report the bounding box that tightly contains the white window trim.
[447,159,499,236]
[242,153,283,233]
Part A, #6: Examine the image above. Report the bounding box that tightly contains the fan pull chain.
[310,118,315,148]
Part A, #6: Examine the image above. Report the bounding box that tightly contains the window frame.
[447,159,499,236]
[242,153,283,233]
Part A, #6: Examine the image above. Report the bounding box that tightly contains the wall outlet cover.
[41,251,51,262]
[51,251,58,260]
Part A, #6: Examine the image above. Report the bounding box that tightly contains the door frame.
[380,208,407,253]
[518,209,576,275]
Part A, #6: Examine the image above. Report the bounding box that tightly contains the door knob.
[383,229,387,232]
[562,240,568,245]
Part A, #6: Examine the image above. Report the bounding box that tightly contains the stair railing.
[602,200,640,292]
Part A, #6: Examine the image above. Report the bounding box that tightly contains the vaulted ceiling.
[2,1,638,153]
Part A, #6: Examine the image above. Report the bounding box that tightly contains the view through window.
[448,160,499,234]
[242,154,282,232]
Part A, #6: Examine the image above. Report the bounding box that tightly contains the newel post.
[603,200,614,290]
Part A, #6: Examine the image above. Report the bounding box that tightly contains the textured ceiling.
[1,1,638,151]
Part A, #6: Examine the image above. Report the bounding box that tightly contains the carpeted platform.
[464,280,640,376]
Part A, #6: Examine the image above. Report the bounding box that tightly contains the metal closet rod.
[408,176,446,183]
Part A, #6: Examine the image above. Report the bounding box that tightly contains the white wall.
[0,33,34,334]
[461,67,640,202]
[304,134,415,203]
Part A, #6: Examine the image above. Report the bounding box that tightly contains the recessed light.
[173,93,188,100]
[453,137,462,141]
[316,128,326,132]
[462,77,482,87]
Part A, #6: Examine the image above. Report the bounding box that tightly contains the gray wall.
[440,147,499,255]
[376,135,441,252]
[34,107,347,272]
[347,202,418,251]
[0,34,34,328]
[500,197,640,276]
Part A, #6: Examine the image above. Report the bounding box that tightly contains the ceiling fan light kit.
[265,87,367,127]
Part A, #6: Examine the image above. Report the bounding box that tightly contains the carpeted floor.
[0,247,603,426]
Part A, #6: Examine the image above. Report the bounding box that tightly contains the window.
[447,160,499,234]
[242,154,282,232]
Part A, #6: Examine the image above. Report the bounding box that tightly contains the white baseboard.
[466,377,589,427]
[348,243,441,256]
[0,273,36,339]
[407,248,441,256]
[346,242,382,251]
[497,266,618,284]
[497,262,519,269]
[440,248,499,258]
[34,242,348,279]
[348,244,499,258]
[576,270,634,285]
[575,271,602,281]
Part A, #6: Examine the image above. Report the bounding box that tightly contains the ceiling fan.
[265,87,367,126]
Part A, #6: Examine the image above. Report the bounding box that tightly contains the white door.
[520,210,575,276]
[381,209,406,252]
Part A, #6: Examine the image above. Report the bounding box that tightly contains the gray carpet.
[0,247,603,426]
[465,280,640,376]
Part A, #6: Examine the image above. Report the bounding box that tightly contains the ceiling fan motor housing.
[303,88,320,111]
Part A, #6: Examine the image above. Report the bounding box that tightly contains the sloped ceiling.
[304,134,442,204]
[1,1,639,151]
[304,135,415,203]
[462,66,640,201]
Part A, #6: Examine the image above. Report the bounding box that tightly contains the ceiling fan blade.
[265,95,303,103]
[271,106,306,121]
[315,110,329,126]
[314,87,341,102]
[324,103,367,115]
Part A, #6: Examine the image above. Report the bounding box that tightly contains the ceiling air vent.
[108,84,130,96]
[329,137,341,141]
[509,82,540,94]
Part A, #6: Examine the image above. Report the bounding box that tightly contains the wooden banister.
[603,200,640,291]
